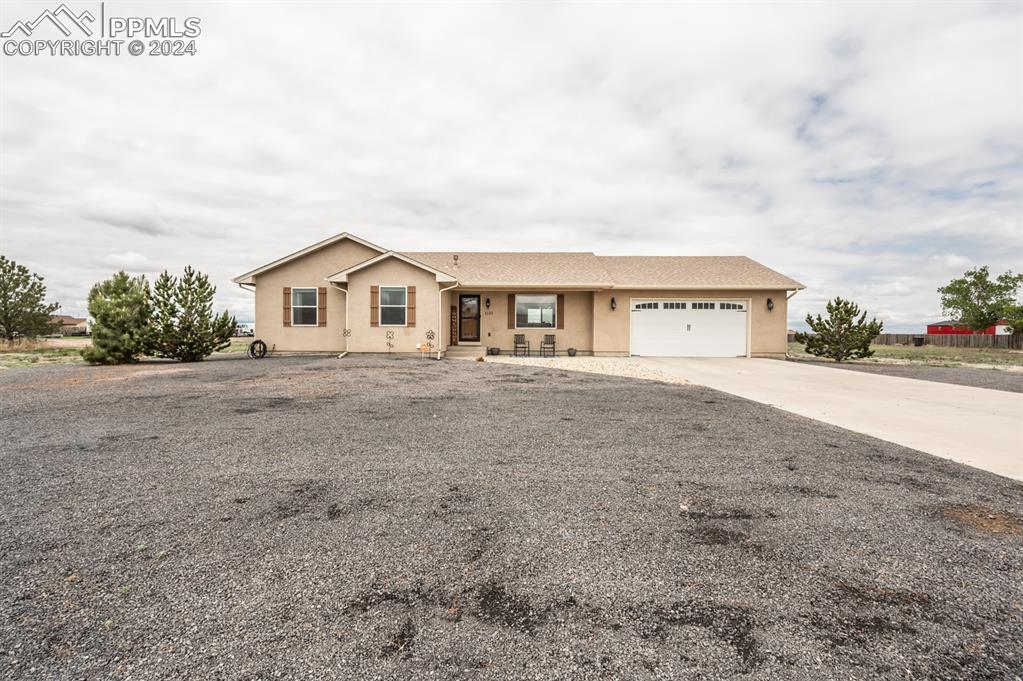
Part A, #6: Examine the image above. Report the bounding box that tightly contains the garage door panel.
[630,299,747,357]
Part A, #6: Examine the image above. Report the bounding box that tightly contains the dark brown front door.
[459,294,481,342]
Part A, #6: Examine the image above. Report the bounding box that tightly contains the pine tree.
[82,272,152,364]
[149,266,235,362]
[0,256,60,340]
[794,297,883,362]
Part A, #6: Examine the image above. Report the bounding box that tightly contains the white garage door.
[630,299,748,357]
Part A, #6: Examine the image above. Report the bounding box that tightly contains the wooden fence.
[789,332,1022,349]
[873,333,1021,349]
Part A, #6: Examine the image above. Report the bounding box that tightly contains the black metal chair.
[513,334,530,357]
[540,334,556,357]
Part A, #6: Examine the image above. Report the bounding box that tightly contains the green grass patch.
[0,348,85,369]
[216,338,252,354]
[787,341,1023,367]
[0,337,252,369]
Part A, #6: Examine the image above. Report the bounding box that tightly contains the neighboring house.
[49,315,88,336]
[926,320,1011,336]
[232,233,804,358]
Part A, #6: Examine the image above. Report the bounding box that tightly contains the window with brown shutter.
[290,289,318,325]
[283,287,291,327]
[407,286,416,327]
[507,293,515,329]
[370,285,379,327]
[317,287,327,327]
[557,294,565,330]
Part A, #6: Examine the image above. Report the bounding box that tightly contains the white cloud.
[98,251,155,270]
[1,1,1020,331]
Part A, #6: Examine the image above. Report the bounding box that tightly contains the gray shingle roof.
[404,252,611,286]
[405,251,803,289]
[597,255,804,289]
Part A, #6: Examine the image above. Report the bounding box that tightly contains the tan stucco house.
[232,233,804,358]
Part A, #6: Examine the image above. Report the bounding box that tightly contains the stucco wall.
[345,258,442,353]
[448,290,594,353]
[591,289,790,357]
[253,239,379,352]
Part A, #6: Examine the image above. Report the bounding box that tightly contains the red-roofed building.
[926,320,1010,335]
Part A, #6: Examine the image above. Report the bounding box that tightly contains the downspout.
[329,282,349,358]
[438,282,458,359]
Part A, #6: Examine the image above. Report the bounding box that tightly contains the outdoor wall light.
[766,298,775,311]
[610,297,617,311]
[485,297,491,309]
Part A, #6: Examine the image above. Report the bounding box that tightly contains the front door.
[459,294,481,342]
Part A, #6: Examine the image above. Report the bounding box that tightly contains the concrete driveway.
[636,357,1023,481]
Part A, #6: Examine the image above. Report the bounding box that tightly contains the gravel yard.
[465,354,692,385]
[2,356,1022,679]
[789,359,1023,393]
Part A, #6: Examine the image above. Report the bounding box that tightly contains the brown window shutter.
[317,287,327,327]
[507,293,515,329]
[557,294,565,329]
[407,286,416,327]
[370,285,379,327]
[283,287,292,327]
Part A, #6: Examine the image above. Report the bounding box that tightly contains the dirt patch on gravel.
[811,579,931,651]
[942,505,1023,534]
[633,600,762,671]
[477,581,541,633]
[380,617,417,657]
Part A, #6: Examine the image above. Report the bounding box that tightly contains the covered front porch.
[443,289,596,357]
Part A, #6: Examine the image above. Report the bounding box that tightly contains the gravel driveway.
[790,359,1023,393]
[2,357,1021,679]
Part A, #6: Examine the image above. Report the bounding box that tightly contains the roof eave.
[610,283,806,290]
[452,282,614,289]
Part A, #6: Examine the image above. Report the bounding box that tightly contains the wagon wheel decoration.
[425,329,435,351]
[247,339,268,359]
[385,329,395,353]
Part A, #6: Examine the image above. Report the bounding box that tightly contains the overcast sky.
[2,1,1020,331]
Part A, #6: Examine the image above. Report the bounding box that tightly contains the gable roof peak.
[231,231,387,284]
[326,250,457,283]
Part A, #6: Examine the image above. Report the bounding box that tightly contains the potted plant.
[567,347,577,357]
